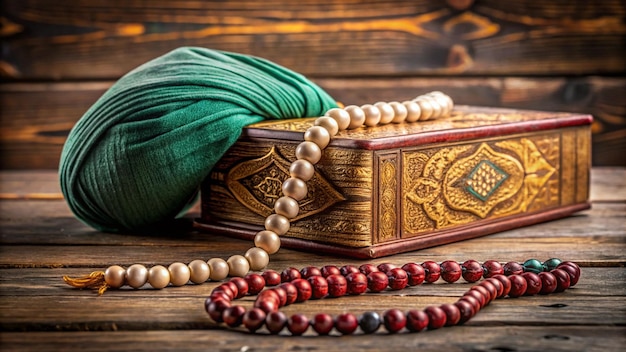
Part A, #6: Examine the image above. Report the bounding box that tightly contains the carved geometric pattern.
[226,147,345,221]
[464,159,509,202]
[378,156,397,242]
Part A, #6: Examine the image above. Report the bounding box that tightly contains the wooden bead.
[104,265,126,288]
[344,105,366,129]
[314,116,339,136]
[304,126,331,149]
[389,102,408,123]
[325,108,351,130]
[227,255,250,277]
[188,259,211,284]
[282,177,307,201]
[440,260,462,283]
[414,98,434,121]
[361,104,381,127]
[289,159,314,181]
[168,262,190,286]
[148,265,170,289]
[402,101,421,122]
[264,214,290,235]
[387,267,409,290]
[375,102,395,124]
[295,141,322,164]
[245,247,270,271]
[254,230,281,254]
[274,196,299,219]
[208,258,229,281]
[424,306,447,329]
[125,264,148,289]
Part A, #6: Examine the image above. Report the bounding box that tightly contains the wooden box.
[194,106,592,258]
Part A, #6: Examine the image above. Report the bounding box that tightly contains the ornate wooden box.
[195,106,592,258]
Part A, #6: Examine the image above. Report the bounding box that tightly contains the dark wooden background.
[1,0,625,169]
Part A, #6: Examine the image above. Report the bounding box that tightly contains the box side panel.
[203,138,374,247]
[374,151,401,244]
[576,127,592,203]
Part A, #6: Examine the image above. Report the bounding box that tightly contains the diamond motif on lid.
[464,160,509,201]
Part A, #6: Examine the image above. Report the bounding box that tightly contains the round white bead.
[304,126,331,149]
[361,104,381,127]
[244,247,270,271]
[403,101,422,122]
[344,105,366,129]
[325,108,351,131]
[188,259,211,284]
[289,159,315,181]
[414,98,434,120]
[207,258,229,281]
[314,116,339,136]
[274,196,300,219]
[389,102,408,123]
[375,102,395,124]
[104,265,126,288]
[227,255,250,277]
[282,177,308,201]
[168,262,190,287]
[125,264,148,289]
[254,230,281,254]
[148,265,170,289]
[296,141,322,164]
[264,213,290,235]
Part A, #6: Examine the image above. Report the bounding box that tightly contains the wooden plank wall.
[1,0,625,169]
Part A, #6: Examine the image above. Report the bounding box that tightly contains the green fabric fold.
[59,47,337,232]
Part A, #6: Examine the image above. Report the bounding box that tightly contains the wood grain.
[2,0,624,79]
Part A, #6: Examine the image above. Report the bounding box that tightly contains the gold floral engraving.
[378,156,397,242]
[226,147,345,221]
[403,136,559,234]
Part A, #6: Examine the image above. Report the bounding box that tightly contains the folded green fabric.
[59,47,337,232]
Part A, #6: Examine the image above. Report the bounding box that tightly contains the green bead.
[543,258,562,271]
[523,259,545,274]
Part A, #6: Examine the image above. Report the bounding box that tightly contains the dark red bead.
[335,313,359,335]
[209,291,231,303]
[463,289,486,308]
[300,266,322,279]
[212,284,235,301]
[508,274,528,298]
[521,272,542,296]
[291,278,312,302]
[424,306,447,329]
[406,309,429,332]
[538,272,557,294]
[262,270,281,286]
[387,268,409,290]
[287,314,309,336]
[243,307,266,332]
[402,263,425,286]
[504,262,524,276]
[557,262,580,286]
[311,313,334,335]
[383,309,406,333]
[273,287,287,307]
[367,271,389,292]
[279,282,298,305]
[454,300,475,324]
[256,288,280,306]
[482,260,504,278]
[222,281,239,300]
[441,260,462,283]
[265,311,287,334]
[359,263,379,275]
[461,260,484,283]
[440,303,461,326]
[340,265,360,276]
[308,275,329,299]
[346,272,368,295]
[470,285,493,304]
[254,295,278,314]
[551,268,571,292]
[206,298,231,322]
[222,305,246,327]
[244,273,265,295]
[421,261,441,283]
[281,267,301,283]
[479,280,498,302]
[229,277,249,298]
[485,277,504,298]
[321,265,341,278]
[492,274,512,297]
[377,263,397,273]
[326,274,348,297]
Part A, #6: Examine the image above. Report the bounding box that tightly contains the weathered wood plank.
[1,326,624,352]
[2,0,624,79]
[1,77,624,169]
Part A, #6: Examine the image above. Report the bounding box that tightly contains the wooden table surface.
[0,168,624,351]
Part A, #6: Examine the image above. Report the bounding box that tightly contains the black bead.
[359,311,381,334]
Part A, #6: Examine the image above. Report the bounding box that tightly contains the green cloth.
[59,47,337,232]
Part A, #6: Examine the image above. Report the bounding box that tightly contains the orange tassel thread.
[63,271,109,295]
